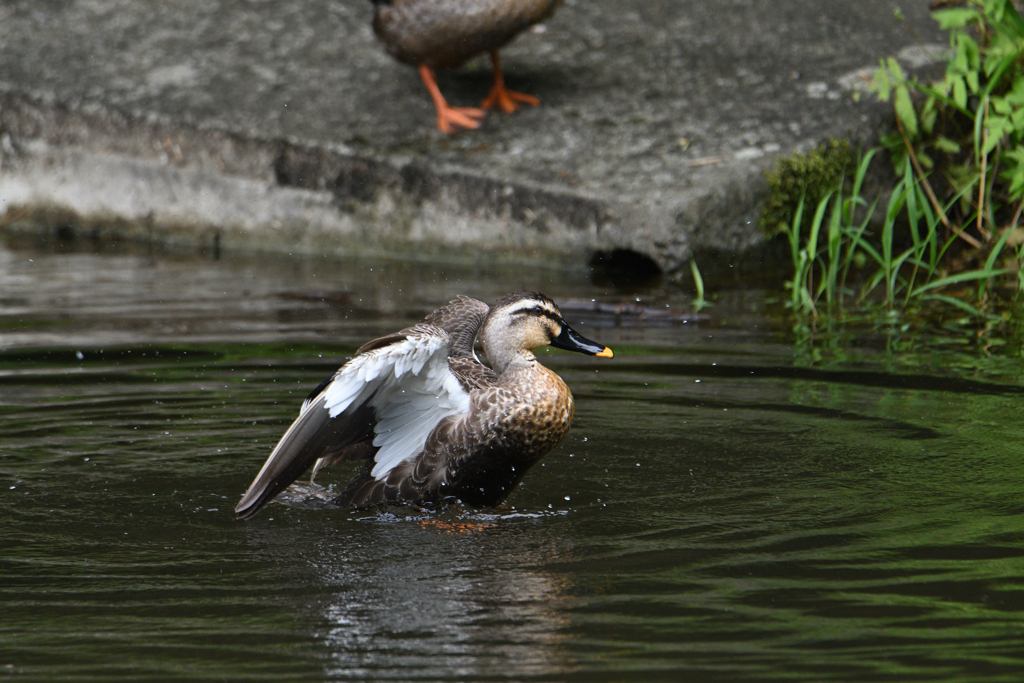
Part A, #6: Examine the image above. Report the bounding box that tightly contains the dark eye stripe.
[538,310,561,324]
[509,305,561,323]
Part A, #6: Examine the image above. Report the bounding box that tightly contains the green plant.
[690,259,710,312]
[773,0,1024,326]
[780,149,1017,319]
[872,0,1024,246]
[760,139,855,237]
[782,149,877,316]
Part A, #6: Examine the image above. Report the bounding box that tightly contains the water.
[2,239,1024,681]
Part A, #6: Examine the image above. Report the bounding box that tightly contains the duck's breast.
[437,364,574,506]
[504,364,575,457]
[374,0,562,69]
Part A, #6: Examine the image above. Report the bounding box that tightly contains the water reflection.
[242,510,576,680]
[0,235,751,353]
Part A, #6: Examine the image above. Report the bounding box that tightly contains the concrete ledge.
[0,88,624,264]
[0,1,946,279]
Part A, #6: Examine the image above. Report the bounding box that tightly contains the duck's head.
[481,291,613,372]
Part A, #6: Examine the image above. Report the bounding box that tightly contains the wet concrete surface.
[0,0,944,278]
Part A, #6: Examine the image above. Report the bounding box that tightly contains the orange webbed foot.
[483,50,540,114]
[481,85,540,114]
[436,104,486,134]
[419,64,486,134]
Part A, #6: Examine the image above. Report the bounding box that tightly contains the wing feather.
[235,322,473,518]
[423,296,489,358]
[234,394,377,519]
[367,336,471,480]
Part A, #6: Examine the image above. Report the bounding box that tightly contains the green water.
[2,241,1024,681]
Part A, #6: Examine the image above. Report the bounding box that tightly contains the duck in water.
[235,291,612,518]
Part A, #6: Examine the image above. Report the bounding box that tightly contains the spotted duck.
[235,291,612,518]
[369,0,563,133]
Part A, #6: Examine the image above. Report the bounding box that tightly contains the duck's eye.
[532,306,544,315]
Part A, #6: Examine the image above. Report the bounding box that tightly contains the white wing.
[320,328,471,481]
[236,324,471,519]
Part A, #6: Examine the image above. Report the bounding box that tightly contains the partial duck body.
[235,291,612,519]
[370,0,563,133]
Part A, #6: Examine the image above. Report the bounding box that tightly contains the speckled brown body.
[373,0,563,69]
[334,357,574,507]
[447,363,574,506]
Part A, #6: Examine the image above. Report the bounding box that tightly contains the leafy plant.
[776,0,1024,326]
[872,0,1024,246]
[780,149,1017,319]
[690,259,710,312]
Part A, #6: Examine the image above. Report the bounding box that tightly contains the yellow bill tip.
[595,347,614,358]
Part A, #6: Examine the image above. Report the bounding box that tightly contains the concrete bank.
[0,0,944,280]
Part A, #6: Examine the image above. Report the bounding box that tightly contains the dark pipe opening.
[589,249,663,289]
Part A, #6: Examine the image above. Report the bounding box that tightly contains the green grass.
[780,149,1021,322]
[776,1,1024,334]
[690,259,710,312]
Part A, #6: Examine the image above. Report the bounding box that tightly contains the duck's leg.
[418,65,486,134]
[481,50,540,113]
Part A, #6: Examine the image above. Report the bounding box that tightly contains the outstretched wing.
[333,326,472,480]
[234,323,471,519]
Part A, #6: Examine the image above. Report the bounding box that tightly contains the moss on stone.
[760,138,854,236]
